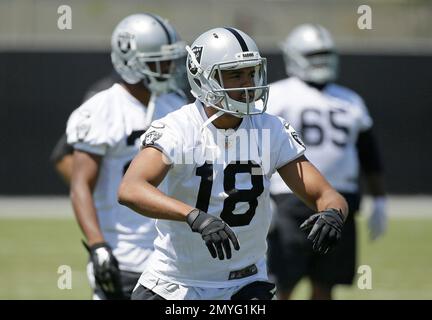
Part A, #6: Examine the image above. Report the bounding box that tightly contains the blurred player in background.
[65,13,187,299]
[50,72,120,184]
[266,24,387,300]
[118,27,348,300]
[51,66,191,184]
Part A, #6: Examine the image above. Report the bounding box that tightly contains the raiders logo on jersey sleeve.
[142,130,163,146]
[284,122,305,148]
[76,109,92,141]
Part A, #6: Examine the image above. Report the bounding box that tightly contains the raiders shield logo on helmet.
[117,32,134,54]
[188,46,203,75]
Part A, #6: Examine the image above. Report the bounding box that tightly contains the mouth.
[239,92,255,102]
[312,63,329,69]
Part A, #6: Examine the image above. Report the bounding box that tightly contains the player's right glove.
[83,241,126,300]
[299,208,345,254]
[186,209,240,260]
[368,196,387,241]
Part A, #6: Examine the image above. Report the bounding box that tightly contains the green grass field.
[0,204,431,299]
[0,218,90,299]
[294,217,432,300]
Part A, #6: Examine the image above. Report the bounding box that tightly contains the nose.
[241,74,254,88]
[160,60,173,74]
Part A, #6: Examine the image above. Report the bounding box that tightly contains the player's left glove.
[83,241,126,300]
[300,208,345,254]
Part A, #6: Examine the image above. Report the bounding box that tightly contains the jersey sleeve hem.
[141,145,174,167]
[275,149,305,171]
[73,142,106,156]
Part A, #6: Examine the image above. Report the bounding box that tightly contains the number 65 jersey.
[140,100,305,288]
[267,77,373,195]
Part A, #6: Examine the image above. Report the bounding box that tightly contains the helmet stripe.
[224,27,249,52]
[314,24,326,43]
[146,13,173,44]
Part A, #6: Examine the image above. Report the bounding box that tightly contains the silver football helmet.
[186,27,269,117]
[281,24,339,84]
[111,13,186,93]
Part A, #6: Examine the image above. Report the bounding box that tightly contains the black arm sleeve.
[49,133,74,163]
[356,129,384,174]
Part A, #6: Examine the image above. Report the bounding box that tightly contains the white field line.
[0,195,431,219]
[360,195,432,219]
[0,196,74,219]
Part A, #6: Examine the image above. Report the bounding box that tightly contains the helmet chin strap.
[201,109,225,130]
[200,98,249,132]
[197,108,224,162]
[145,92,158,130]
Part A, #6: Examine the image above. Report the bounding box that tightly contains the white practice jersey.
[139,100,305,288]
[66,83,186,272]
[267,77,373,194]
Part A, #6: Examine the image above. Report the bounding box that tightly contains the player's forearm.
[315,188,349,220]
[118,179,194,221]
[279,156,348,217]
[70,182,104,245]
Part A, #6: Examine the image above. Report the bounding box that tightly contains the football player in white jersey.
[66,14,187,299]
[266,24,387,300]
[118,27,349,300]
[50,73,120,184]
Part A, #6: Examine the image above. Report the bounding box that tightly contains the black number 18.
[195,161,264,227]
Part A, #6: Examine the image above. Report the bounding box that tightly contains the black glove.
[83,241,126,300]
[299,208,345,254]
[186,209,240,260]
